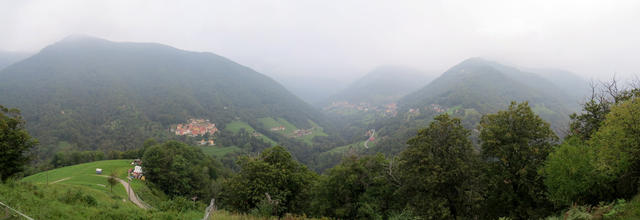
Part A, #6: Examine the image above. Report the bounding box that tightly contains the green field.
[23,160,133,198]
[300,120,328,144]
[258,117,328,145]
[446,105,463,115]
[258,117,298,133]
[533,103,556,115]
[225,120,277,145]
[12,160,205,219]
[326,141,367,154]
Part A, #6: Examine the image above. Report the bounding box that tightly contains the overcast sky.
[1,0,639,81]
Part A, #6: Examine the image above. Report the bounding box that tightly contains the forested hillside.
[335,58,582,157]
[0,36,326,157]
[400,57,574,132]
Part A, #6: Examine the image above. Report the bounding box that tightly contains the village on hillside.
[324,101,398,117]
[171,118,218,146]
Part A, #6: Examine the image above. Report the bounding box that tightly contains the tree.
[541,137,613,206]
[107,172,118,193]
[143,141,221,199]
[569,79,639,140]
[397,114,483,219]
[220,146,317,216]
[0,105,38,181]
[589,97,640,197]
[312,154,397,219]
[480,102,558,219]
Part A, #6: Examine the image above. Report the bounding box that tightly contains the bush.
[250,199,277,217]
[82,194,98,206]
[158,196,199,212]
[59,189,97,206]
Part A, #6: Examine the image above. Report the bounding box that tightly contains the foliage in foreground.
[0,180,202,219]
[480,102,558,219]
[0,105,38,181]
[313,154,397,219]
[143,140,223,199]
[398,114,483,219]
[219,146,317,216]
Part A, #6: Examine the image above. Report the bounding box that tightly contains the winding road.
[364,129,375,149]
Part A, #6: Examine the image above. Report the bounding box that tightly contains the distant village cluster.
[270,126,286,131]
[269,125,315,138]
[173,119,218,136]
[171,118,218,146]
[410,104,457,115]
[324,101,398,117]
[290,128,313,138]
[427,104,446,113]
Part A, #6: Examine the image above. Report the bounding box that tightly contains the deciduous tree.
[0,105,38,181]
[480,102,557,219]
[398,114,483,219]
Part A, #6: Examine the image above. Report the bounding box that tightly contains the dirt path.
[97,175,151,210]
[115,177,152,210]
[51,177,71,184]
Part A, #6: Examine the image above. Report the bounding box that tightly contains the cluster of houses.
[270,126,286,131]
[172,118,218,137]
[198,139,215,146]
[384,103,398,116]
[96,159,145,181]
[427,104,447,113]
[290,128,313,137]
[129,159,145,180]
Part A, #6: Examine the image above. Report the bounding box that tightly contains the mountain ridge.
[0,36,325,154]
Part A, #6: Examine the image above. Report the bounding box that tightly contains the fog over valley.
[1,1,640,219]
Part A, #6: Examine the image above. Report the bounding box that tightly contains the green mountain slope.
[325,66,434,106]
[0,50,29,70]
[0,36,324,154]
[522,67,591,110]
[400,58,573,130]
[357,58,578,156]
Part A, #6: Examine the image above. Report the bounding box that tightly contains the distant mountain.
[324,66,435,106]
[0,36,324,153]
[401,58,574,131]
[521,67,590,110]
[0,50,30,70]
[269,74,350,105]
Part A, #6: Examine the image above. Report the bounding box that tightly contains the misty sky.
[1,0,639,82]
